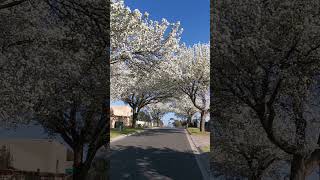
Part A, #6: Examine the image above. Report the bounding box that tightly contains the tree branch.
[0,0,27,9]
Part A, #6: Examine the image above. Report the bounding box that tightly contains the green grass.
[110,127,144,139]
[187,127,210,136]
[200,145,210,153]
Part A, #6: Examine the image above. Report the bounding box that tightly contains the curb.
[186,129,207,154]
[110,130,145,143]
[186,128,192,135]
[184,129,210,180]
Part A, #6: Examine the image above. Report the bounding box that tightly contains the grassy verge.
[200,145,210,153]
[187,127,210,136]
[110,127,144,140]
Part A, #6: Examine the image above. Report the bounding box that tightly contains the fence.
[0,169,71,180]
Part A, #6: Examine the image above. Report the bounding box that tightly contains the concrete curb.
[184,129,210,180]
[110,129,145,143]
[186,129,208,154]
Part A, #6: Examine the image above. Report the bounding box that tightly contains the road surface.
[110,128,203,180]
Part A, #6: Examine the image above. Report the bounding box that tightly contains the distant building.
[0,139,73,174]
[110,105,132,128]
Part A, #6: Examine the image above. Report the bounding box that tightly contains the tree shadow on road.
[109,145,204,180]
[133,128,186,137]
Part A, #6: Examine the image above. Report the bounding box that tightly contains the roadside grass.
[200,145,210,153]
[110,127,144,139]
[187,127,210,136]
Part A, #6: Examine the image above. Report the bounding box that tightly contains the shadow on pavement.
[132,128,185,137]
[110,145,203,180]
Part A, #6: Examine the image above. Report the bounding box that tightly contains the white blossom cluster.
[111,0,182,65]
[110,1,210,129]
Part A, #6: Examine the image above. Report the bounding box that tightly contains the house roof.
[111,105,132,117]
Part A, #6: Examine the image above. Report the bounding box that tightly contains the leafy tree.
[0,1,109,179]
[212,0,320,179]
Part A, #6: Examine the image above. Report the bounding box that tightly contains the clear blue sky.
[113,1,210,126]
[124,0,210,46]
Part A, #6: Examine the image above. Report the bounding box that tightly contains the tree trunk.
[131,111,138,128]
[73,148,89,180]
[73,164,90,180]
[187,115,192,128]
[200,110,206,132]
[290,154,306,180]
[290,97,307,180]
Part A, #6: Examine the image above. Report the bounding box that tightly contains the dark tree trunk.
[200,110,207,132]
[290,154,306,180]
[131,111,138,128]
[289,97,307,180]
[73,148,83,168]
[73,164,90,180]
[73,147,89,180]
[187,114,192,128]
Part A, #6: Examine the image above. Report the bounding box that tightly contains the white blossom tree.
[170,95,198,128]
[164,44,210,132]
[146,102,172,127]
[119,71,176,128]
[110,0,182,67]
[0,1,109,179]
[137,110,152,124]
[211,104,287,180]
[110,0,183,106]
[211,0,320,178]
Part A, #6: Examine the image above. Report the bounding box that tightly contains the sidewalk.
[189,133,210,152]
[186,128,213,180]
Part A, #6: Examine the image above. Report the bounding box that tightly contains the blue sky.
[113,0,210,126]
[125,0,210,46]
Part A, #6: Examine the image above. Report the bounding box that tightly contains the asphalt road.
[110,128,203,180]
